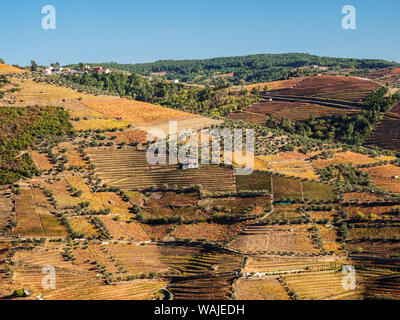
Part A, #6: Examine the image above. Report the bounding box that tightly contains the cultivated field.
[282,270,358,300]
[343,192,386,203]
[97,217,151,241]
[64,173,131,214]
[68,216,99,238]
[0,64,26,74]
[11,243,168,300]
[312,151,385,169]
[244,255,348,273]
[0,78,104,106]
[104,129,149,145]
[82,99,199,124]
[272,175,303,201]
[365,113,400,151]
[242,77,304,92]
[233,278,290,300]
[367,67,400,87]
[361,273,400,299]
[72,118,129,131]
[348,225,400,241]
[0,186,13,236]
[345,204,400,220]
[346,241,400,257]
[256,152,318,180]
[267,204,303,220]
[12,187,67,237]
[229,224,319,254]
[87,148,236,192]
[171,222,245,242]
[317,225,342,254]
[362,165,400,193]
[236,171,272,192]
[44,279,167,300]
[141,191,200,221]
[167,250,243,300]
[236,170,335,202]
[227,111,268,125]
[243,100,360,122]
[30,151,53,171]
[272,75,381,103]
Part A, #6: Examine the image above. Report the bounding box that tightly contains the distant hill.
[68,53,398,85]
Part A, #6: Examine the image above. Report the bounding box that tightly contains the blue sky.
[0,0,399,66]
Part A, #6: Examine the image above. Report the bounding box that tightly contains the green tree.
[30,60,39,72]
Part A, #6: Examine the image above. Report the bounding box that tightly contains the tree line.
[68,53,396,85]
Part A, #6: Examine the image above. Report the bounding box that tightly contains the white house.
[41,68,52,75]
[172,79,180,84]
[181,158,199,170]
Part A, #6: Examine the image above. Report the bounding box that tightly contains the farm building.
[92,66,111,74]
[181,158,199,170]
[41,68,52,75]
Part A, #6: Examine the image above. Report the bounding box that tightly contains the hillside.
[0,65,400,301]
[228,76,400,146]
[68,53,397,85]
[0,64,26,75]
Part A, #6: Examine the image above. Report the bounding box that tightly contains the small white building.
[172,79,180,84]
[41,68,52,75]
[181,158,199,170]
[65,69,79,74]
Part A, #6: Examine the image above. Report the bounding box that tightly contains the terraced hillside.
[229,224,319,254]
[271,75,381,103]
[87,148,236,192]
[236,99,360,123]
[365,103,400,150]
[1,61,400,302]
[362,274,400,299]
[12,187,68,237]
[0,186,13,236]
[244,255,348,273]
[282,270,359,300]
[167,249,243,300]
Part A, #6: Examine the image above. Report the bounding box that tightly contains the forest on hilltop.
[69,53,397,85]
